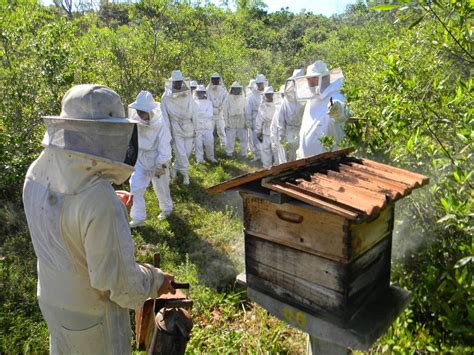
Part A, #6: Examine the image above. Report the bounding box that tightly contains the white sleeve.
[83,185,164,309]
[156,119,172,166]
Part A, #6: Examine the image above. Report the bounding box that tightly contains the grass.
[0,146,306,354]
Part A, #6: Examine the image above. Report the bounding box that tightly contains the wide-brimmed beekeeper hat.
[42,84,136,165]
[128,91,159,113]
[263,86,274,94]
[230,81,243,89]
[195,85,207,92]
[43,84,132,123]
[210,72,221,79]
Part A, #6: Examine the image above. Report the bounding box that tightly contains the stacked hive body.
[209,148,429,325]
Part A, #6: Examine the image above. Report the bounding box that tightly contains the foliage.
[0,0,472,352]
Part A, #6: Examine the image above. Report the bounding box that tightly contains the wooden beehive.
[209,147,428,325]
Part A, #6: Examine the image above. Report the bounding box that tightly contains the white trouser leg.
[195,132,204,162]
[172,136,190,175]
[203,130,215,160]
[250,128,261,158]
[237,128,249,156]
[130,166,152,221]
[152,168,173,213]
[184,136,194,159]
[261,135,273,168]
[225,128,237,156]
[214,116,227,147]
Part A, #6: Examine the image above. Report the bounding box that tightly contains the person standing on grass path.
[161,70,194,185]
[128,90,173,228]
[23,84,175,354]
[296,60,349,158]
[206,72,228,149]
[193,85,217,164]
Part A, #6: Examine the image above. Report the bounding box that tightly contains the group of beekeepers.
[21,59,349,354]
[127,59,348,227]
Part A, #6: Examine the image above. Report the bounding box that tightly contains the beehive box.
[209,148,428,324]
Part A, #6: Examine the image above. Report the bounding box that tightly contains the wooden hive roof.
[208,147,429,220]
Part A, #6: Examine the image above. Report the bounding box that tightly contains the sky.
[41,1,359,17]
[260,0,358,16]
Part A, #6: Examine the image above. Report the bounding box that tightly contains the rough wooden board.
[246,273,343,323]
[350,204,393,258]
[262,180,360,220]
[245,235,346,292]
[207,147,355,195]
[360,158,429,187]
[247,285,411,350]
[243,196,349,262]
[135,298,156,350]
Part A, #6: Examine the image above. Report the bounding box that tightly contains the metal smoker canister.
[148,307,193,355]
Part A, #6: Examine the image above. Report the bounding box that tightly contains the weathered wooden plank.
[350,204,394,258]
[245,235,346,292]
[359,158,429,187]
[262,180,359,220]
[247,286,411,350]
[297,179,383,217]
[246,273,344,323]
[324,170,403,200]
[243,195,350,262]
[349,236,391,278]
[207,147,355,195]
[348,247,391,298]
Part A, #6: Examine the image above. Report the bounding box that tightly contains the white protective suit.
[129,102,173,222]
[223,83,248,158]
[255,89,276,168]
[193,90,216,163]
[296,66,348,158]
[206,74,228,147]
[278,80,306,162]
[161,87,194,182]
[23,85,164,354]
[246,82,263,159]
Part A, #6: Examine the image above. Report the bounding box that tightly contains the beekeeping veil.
[42,84,137,168]
[128,90,160,125]
[284,68,304,102]
[230,81,243,95]
[164,70,191,97]
[294,61,344,101]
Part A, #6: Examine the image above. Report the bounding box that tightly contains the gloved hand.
[257,132,263,143]
[155,164,167,177]
[328,101,344,118]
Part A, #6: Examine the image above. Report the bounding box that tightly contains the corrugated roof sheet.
[208,148,429,220]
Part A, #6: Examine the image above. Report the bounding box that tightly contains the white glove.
[328,101,347,123]
[155,164,167,177]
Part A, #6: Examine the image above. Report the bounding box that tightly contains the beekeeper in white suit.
[193,85,217,163]
[255,86,276,168]
[246,74,267,161]
[206,72,228,148]
[161,70,194,185]
[22,84,175,354]
[223,81,248,158]
[277,69,306,162]
[296,60,348,158]
[128,91,173,227]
